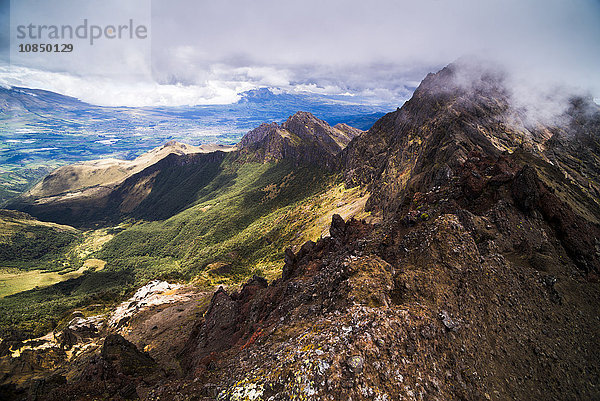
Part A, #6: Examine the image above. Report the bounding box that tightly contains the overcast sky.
[0,0,599,106]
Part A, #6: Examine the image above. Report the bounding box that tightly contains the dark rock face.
[195,287,240,355]
[330,213,346,238]
[100,334,158,378]
[0,334,72,400]
[341,60,600,274]
[238,122,281,148]
[39,334,161,400]
[511,165,540,213]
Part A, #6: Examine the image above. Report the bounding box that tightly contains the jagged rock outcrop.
[164,208,599,400]
[56,315,102,350]
[43,334,162,400]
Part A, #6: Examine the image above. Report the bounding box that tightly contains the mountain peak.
[343,59,600,221]
[238,87,276,103]
[162,139,184,147]
[238,112,362,168]
[237,122,281,149]
[284,110,319,122]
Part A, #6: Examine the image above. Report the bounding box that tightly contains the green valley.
[0,112,369,340]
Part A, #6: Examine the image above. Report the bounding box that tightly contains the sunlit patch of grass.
[0,268,86,298]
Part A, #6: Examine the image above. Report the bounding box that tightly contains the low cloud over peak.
[0,0,598,107]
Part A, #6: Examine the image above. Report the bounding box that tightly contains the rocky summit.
[0,60,599,400]
[239,111,362,169]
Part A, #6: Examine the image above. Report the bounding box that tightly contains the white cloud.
[0,65,247,106]
[0,64,408,106]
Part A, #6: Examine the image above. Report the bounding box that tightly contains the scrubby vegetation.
[0,226,80,270]
[0,158,358,340]
[99,159,330,281]
[0,210,82,274]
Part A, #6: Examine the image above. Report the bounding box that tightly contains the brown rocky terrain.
[1,60,599,400]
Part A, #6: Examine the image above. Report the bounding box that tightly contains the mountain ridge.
[1,60,599,400]
[8,113,361,227]
[0,84,388,205]
[342,61,600,217]
[26,141,234,199]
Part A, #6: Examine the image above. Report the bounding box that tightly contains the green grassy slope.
[99,158,330,282]
[0,157,340,340]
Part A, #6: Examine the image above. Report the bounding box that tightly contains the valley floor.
[0,266,87,298]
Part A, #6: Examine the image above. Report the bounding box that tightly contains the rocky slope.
[341,60,600,275]
[342,61,600,221]
[152,60,600,398]
[1,60,599,400]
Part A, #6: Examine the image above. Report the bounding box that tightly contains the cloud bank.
[0,0,598,107]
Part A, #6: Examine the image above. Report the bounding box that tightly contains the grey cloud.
[1,0,598,106]
[149,0,600,101]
